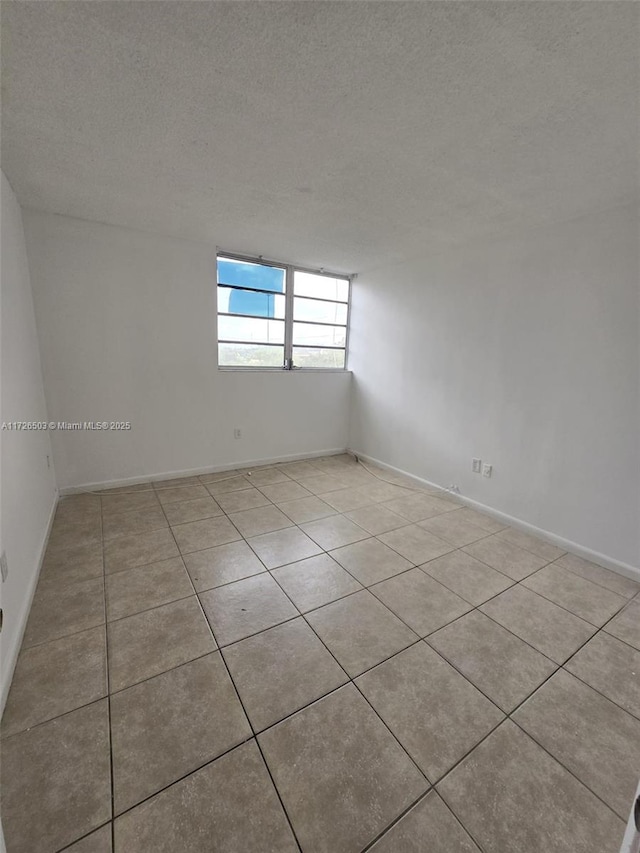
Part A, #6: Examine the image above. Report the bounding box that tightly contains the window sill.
[217,367,352,374]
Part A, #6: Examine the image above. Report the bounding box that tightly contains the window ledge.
[217,367,352,374]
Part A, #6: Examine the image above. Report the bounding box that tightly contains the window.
[217,253,351,369]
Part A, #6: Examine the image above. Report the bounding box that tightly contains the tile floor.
[2,453,640,853]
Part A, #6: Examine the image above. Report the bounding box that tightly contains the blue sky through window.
[218,259,285,318]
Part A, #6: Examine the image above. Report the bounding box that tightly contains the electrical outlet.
[1,551,8,583]
[233,428,242,439]
[482,463,492,478]
[472,458,482,474]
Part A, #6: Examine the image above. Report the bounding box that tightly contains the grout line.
[359,788,436,852]
[508,717,631,823]
[98,488,117,853]
[432,585,640,819]
[54,822,114,853]
[153,499,301,850]
[12,456,640,852]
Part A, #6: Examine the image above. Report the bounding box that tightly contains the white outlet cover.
[482,464,492,478]
[472,458,482,473]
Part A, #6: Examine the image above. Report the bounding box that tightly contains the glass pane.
[293,297,348,325]
[218,287,285,319]
[294,271,349,302]
[218,316,284,344]
[217,257,286,293]
[292,347,346,369]
[293,322,346,348]
[219,343,284,367]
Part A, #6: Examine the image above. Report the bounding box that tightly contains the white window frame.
[217,251,352,371]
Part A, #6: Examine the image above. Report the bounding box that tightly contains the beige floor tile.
[428,611,556,712]
[199,573,298,646]
[228,504,293,538]
[215,487,271,513]
[162,495,223,525]
[360,482,415,503]
[522,564,627,626]
[97,482,151,495]
[105,557,193,620]
[205,475,253,495]
[493,527,566,562]
[258,684,427,853]
[462,535,548,581]
[198,469,239,483]
[108,596,216,691]
[449,507,506,532]
[315,486,372,513]
[357,643,503,780]
[277,495,337,523]
[301,515,370,550]
[565,632,640,719]
[330,537,413,585]
[48,517,102,549]
[370,791,480,853]
[23,576,105,648]
[39,540,104,589]
[102,507,168,540]
[514,670,640,818]
[422,550,514,606]
[604,598,640,650]
[104,528,179,574]
[101,489,161,517]
[382,493,458,522]
[418,511,490,547]
[306,590,418,677]
[152,476,202,490]
[378,525,454,564]
[345,503,409,535]
[156,484,210,505]
[554,553,640,598]
[171,515,241,554]
[111,653,250,813]
[114,741,298,852]
[243,467,292,486]
[438,721,624,853]
[294,474,348,494]
[271,553,362,612]
[183,540,266,591]
[55,493,102,521]
[480,585,596,663]
[309,457,350,474]
[2,701,111,853]
[258,481,313,503]
[247,526,323,569]
[50,508,102,532]
[332,468,380,488]
[371,568,472,636]
[65,824,112,852]
[276,460,322,479]
[223,618,348,731]
[2,626,107,737]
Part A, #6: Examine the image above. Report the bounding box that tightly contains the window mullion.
[284,264,295,368]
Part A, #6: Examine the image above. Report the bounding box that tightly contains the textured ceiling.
[1,1,638,273]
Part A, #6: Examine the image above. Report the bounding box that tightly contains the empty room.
[1,2,639,852]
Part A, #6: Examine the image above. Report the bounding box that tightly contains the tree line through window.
[217,253,351,369]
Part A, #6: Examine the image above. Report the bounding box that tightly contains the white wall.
[349,205,640,570]
[0,173,57,707]
[22,211,351,489]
